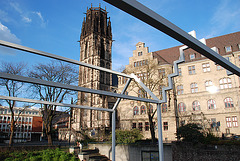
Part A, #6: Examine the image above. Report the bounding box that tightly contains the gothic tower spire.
[74,5,113,132]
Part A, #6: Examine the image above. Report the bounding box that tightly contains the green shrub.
[2,148,77,161]
[110,129,143,144]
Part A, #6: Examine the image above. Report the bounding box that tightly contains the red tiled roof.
[153,31,240,65]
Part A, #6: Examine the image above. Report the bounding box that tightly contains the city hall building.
[117,31,240,141]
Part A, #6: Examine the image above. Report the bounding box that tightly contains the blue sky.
[0,0,240,71]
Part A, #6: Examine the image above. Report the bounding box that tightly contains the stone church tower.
[72,5,113,134]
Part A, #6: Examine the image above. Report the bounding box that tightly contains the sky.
[0,0,240,71]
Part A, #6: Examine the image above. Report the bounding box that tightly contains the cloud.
[0,22,21,55]
[10,2,23,14]
[5,2,47,28]
[33,11,47,27]
[207,0,240,37]
[22,16,32,23]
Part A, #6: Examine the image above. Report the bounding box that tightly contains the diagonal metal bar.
[130,73,160,101]
[0,40,132,79]
[103,0,240,76]
[111,78,132,161]
[0,95,113,112]
[0,72,159,104]
[112,78,132,111]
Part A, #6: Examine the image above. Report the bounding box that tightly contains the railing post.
[157,103,164,161]
[112,110,116,161]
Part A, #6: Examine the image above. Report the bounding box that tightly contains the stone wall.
[172,142,240,161]
[88,143,172,161]
[89,142,240,161]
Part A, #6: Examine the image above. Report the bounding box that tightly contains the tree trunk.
[47,133,52,145]
[148,114,156,144]
[9,119,15,147]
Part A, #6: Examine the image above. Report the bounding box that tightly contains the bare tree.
[29,61,78,145]
[125,59,166,143]
[0,61,27,146]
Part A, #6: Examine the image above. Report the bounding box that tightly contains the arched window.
[133,106,139,115]
[162,103,167,113]
[208,99,216,109]
[178,102,186,112]
[190,83,198,93]
[140,105,146,114]
[224,97,234,108]
[192,101,200,111]
[219,78,232,89]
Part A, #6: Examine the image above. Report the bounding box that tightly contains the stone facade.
[72,6,114,134]
[117,31,240,141]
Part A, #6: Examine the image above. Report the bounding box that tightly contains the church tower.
[72,5,113,133]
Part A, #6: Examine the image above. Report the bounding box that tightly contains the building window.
[226,117,232,128]
[190,53,196,60]
[224,97,234,108]
[225,46,232,52]
[162,103,167,113]
[138,51,143,56]
[163,122,168,131]
[138,89,147,98]
[205,80,213,91]
[177,85,183,95]
[190,83,198,93]
[138,122,143,131]
[159,69,165,76]
[208,99,216,109]
[178,68,182,76]
[149,105,153,114]
[140,105,146,115]
[145,122,149,131]
[219,78,232,89]
[192,101,200,111]
[188,65,195,75]
[232,116,238,127]
[134,62,137,67]
[202,63,210,72]
[142,60,145,65]
[159,85,164,96]
[211,118,218,131]
[132,123,136,129]
[133,106,139,115]
[178,102,186,112]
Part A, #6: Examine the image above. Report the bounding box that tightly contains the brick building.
[0,106,42,142]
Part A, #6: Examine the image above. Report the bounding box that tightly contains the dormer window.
[225,46,232,52]
[138,51,142,56]
[190,53,196,60]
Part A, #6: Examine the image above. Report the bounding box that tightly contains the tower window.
[138,51,143,56]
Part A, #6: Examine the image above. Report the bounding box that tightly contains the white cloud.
[22,16,32,23]
[207,0,240,37]
[0,22,21,55]
[10,2,22,14]
[32,11,47,27]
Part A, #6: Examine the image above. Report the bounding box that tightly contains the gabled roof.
[153,31,240,65]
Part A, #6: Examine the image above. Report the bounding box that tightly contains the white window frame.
[225,46,232,52]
